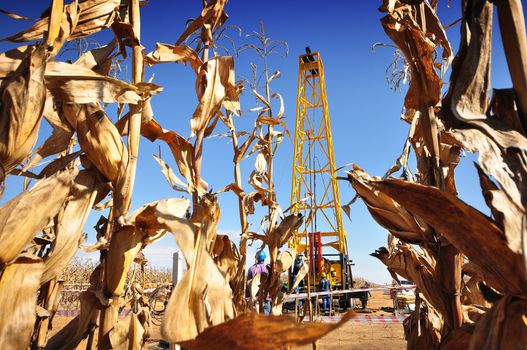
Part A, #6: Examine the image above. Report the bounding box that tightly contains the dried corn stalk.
[346,0,527,348]
[0,1,351,349]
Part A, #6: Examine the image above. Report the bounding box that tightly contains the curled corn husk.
[0,254,45,350]
[0,168,76,263]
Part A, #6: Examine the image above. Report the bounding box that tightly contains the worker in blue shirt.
[319,272,331,313]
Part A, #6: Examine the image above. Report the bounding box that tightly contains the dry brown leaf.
[252,89,270,108]
[254,152,267,174]
[491,88,525,135]
[269,248,297,316]
[440,324,475,350]
[107,314,145,350]
[0,254,44,350]
[276,214,304,248]
[191,56,238,136]
[381,2,450,119]
[45,62,142,104]
[217,182,245,197]
[38,151,82,179]
[142,119,207,193]
[0,9,32,21]
[374,179,527,296]
[445,0,493,122]
[152,153,189,193]
[99,198,190,343]
[2,0,120,43]
[469,296,527,350]
[41,169,102,284]
[264,214,303,271]
[347,166,433,244]
[73,39,117,75]
[0,45,47,181]
[0,168,76,263]
[275,247,296,274]
[178,310,355,350]
[161,195,235,343]
[371,242,453,322]
[175,0,228,46]
[451,121,527,256]
[402,297,443,348]
[249,273,262,300]
[110,20,138,53]
[145,43,202,73]
[105,198,190,298]
[212,234,240,283]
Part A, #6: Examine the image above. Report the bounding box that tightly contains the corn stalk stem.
[193,127,206,206]
[230,117,249,310]
[192,40,211,206]
[46,0,63,47]
[99,1,143,345]
[116,0,143,217]
[262,41,277,279]
[411,2,463,333]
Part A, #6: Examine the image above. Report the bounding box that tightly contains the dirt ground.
[294,323,405,350]
[292,291,406,349]
[51,291,406,349]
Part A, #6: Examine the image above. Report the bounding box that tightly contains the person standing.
[360,282,372,309]
[292,254,305,311]
[319,272,331,313]
[247,250,271,314]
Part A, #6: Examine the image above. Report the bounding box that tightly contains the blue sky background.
[0,1,523,283]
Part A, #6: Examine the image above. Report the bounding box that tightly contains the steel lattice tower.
[290,51,347,259]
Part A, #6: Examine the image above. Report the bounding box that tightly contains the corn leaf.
[191,56,238,136]
[2,0,120,43]
[41,169,103,284]
[0,254,44,350]
[0,168,76,263]
[45,62,142,104]
[375,179,527,296]
[145,43,202,73]
[178,310,356,350]
[175,0,228,45]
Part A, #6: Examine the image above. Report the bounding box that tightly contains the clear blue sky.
[0,1,522,283]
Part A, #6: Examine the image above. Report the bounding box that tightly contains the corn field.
[0,0,526,349]
[0,0,351,349]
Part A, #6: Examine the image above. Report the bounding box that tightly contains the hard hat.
[256,250,267,262]
[321,272,327,278]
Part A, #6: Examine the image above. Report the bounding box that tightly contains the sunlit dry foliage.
[345,0,527,348]
[0,0,352,349]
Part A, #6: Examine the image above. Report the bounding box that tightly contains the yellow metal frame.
[289,52,347,256]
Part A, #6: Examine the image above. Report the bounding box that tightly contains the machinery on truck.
[289,48,363,310]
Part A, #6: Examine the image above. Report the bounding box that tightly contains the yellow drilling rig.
[289,48,356,309]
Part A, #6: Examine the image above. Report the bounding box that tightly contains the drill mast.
[290,50,349,282]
